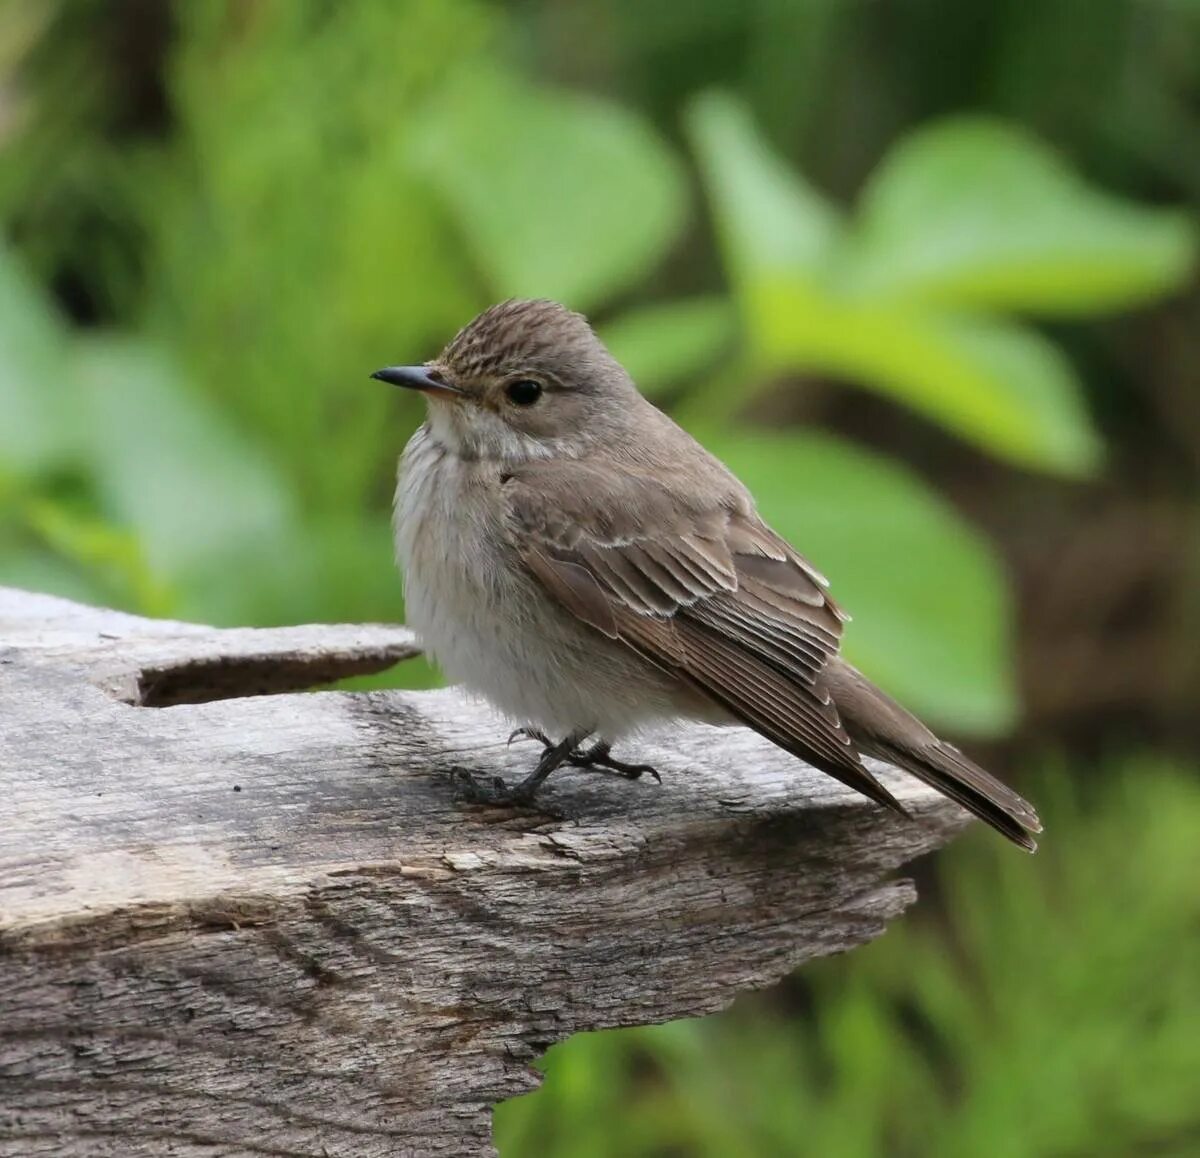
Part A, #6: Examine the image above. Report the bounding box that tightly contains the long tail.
[825,659,1042,851]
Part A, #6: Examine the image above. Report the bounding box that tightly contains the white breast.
[394,425,684,741]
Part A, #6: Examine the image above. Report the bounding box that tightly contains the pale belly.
[394,429,690,741]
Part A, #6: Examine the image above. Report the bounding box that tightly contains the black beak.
[370,365,462,398]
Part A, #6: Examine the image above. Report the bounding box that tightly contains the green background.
[1,2,1197,1154]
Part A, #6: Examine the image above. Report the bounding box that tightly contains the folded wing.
[509,459,905,812]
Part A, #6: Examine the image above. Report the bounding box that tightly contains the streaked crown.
[437,299,607,387]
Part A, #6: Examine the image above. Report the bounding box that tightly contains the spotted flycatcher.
[376,299,1040,849]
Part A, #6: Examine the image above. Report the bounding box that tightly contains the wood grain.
[0,587,969,1156]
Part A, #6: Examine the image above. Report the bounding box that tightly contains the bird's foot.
[566,741,662,783]
[453,729,586,806]
[504,729,662,782]
[449,767,536,806]
[503,730,662,788]
[496,729,667,792]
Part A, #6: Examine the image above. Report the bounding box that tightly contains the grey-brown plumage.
[379,298,1042,851]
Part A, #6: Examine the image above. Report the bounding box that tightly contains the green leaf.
[0,243,80,474]
[751,286,1103,476]
[686,91,841,289]
[72,337,297,614]
[599,297,735,397]
[414,69,687,310]
[844,118,1198,315]
[700,430,1017,735]
[685,98,1106,476]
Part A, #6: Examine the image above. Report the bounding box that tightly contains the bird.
[375,298,1041,850]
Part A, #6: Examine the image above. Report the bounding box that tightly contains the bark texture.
[0,587,969,1156]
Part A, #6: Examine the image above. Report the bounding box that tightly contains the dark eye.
[505,379,543,406]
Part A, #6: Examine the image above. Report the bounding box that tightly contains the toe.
[622,763,662,782]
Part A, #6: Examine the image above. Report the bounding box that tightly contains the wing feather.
[578,544,675,615]
[678,534,738,583]
[620,612,902,811]
[525,548,618,639]
[688,598,824,684]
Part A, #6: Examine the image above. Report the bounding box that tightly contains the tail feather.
[868,739,1040,852]
[826,659,1042,851]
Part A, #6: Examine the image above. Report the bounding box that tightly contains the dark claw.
[507,727,552,748]
[450,767,521,804]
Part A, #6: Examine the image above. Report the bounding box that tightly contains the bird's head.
[373,299,637,463]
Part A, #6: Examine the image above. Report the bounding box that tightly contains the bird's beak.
[370,365,463,399]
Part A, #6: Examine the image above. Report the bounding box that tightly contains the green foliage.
[495,757,1200,1157]
[599,297,736,398]
[71,336,298,618]
[687,93,1195,477]
[20,496,168,616]
[413,68,688,310]
[0,241,78,473]
[142,0,493,516]
[847,119,1197,315]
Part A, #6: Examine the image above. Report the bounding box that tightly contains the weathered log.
[0,587,969,1156]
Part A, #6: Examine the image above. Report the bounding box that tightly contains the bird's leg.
[508,729,592,800]
[566,740,662,783]
[452,728,591,805]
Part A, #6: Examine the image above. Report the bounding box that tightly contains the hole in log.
[133,653,417,706]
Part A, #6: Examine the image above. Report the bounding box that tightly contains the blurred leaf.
[21,496,170,615]
[142,0,491,516]
[687,90,841,289]
[753,290,1104,476]
[701,430,1017,733]
[0,242,79,474]
[415,69,688,309]
[305,514,406,623]
[845,118,1198,315]
[332,167,481,351]
[72,337,297,608]
[687,94,1110,476]
[600,297,735,396]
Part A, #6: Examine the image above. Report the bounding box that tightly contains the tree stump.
[0,587,970,1156]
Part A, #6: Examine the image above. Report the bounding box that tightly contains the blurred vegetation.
[1,1,1198,1155]
[497,760,1200,1157]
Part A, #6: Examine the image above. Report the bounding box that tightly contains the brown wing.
[507,459,903,813]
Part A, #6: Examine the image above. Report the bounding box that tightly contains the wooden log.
[0,587,969,1156]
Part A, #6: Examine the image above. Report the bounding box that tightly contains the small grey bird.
[376,298,1041,850]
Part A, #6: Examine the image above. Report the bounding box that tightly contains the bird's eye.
[505,379,543,406]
